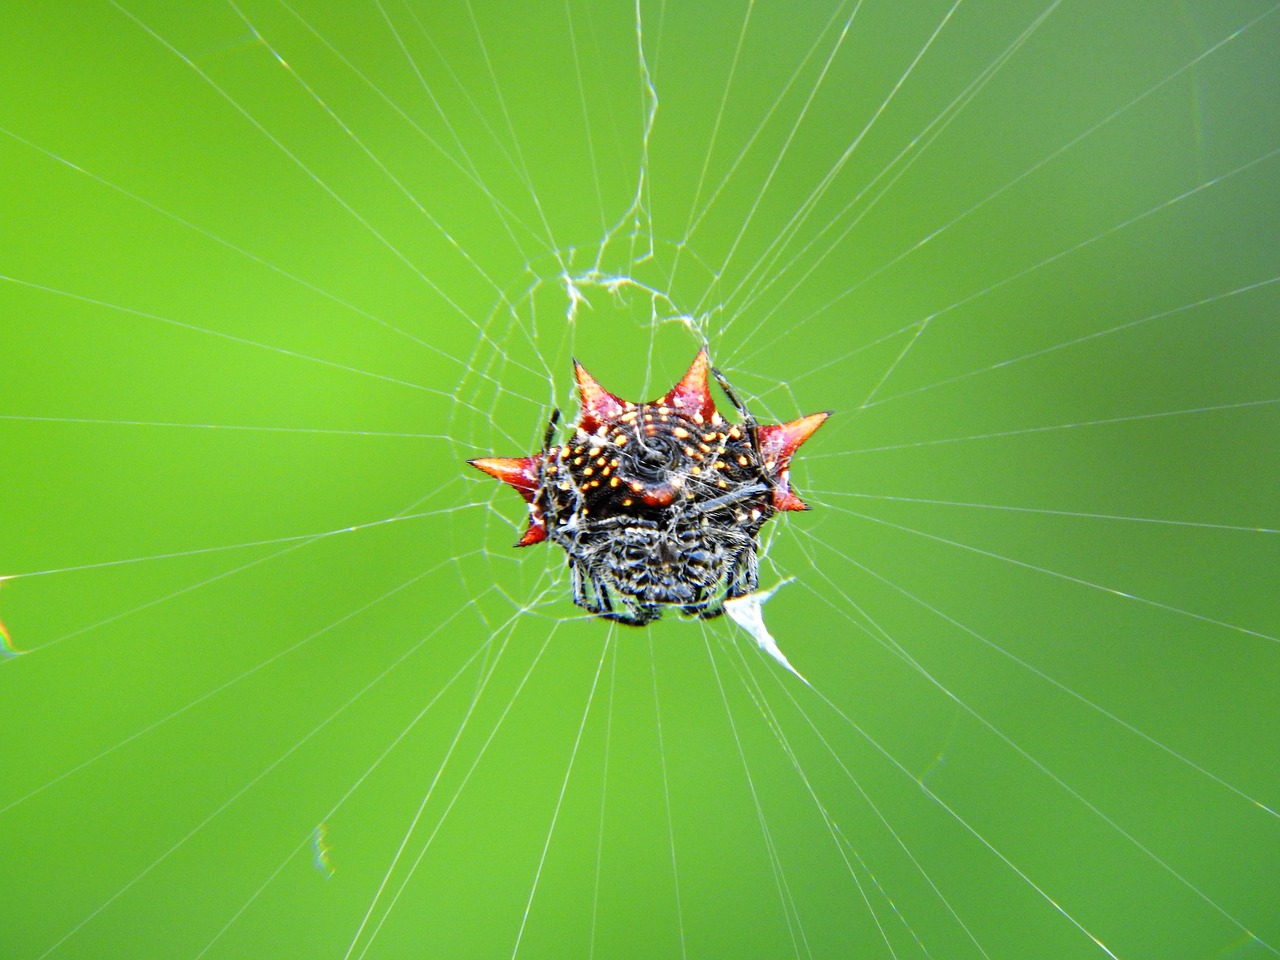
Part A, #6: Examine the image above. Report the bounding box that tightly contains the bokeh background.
[2,1,1278,958]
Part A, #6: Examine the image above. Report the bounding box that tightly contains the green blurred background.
[2,1,1278,958]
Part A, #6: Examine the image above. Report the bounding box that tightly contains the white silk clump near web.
[723,578,811,685]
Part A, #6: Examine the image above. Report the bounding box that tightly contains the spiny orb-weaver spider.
[467,348,829,626]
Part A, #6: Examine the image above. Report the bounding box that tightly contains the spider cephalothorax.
[467,349,828,626]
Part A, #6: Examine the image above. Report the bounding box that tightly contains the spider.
[467,348,828,626]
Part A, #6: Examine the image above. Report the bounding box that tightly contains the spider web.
[1,1,1279,958]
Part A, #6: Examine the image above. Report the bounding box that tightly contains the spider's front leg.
[542,408,561,453]
[712,365,764,466]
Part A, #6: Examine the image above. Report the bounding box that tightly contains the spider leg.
[599,574,660,626]
[592,580,659,626]
[724,544,760,600]
[711,367,755,430]
[600,607,659,627]
[570,558,658,626]
[693,603,726,621]
[570,559,609,617]
[542,408,561,453]
[712,367,774,492]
